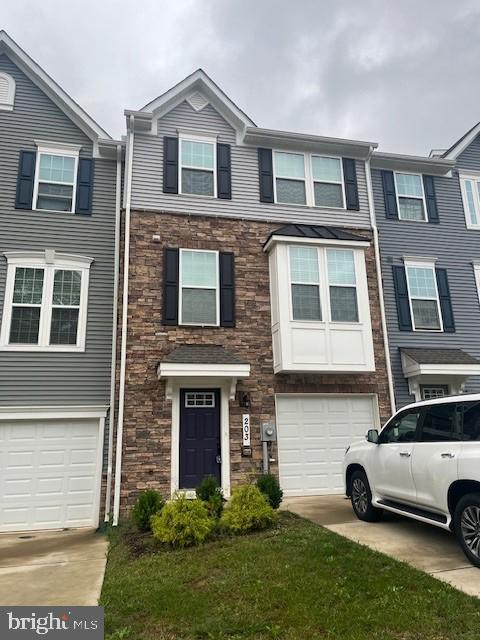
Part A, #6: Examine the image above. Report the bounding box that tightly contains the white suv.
[343,394,480,567]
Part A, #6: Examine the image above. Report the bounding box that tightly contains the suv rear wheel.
[454,493,480,568]
[350,470,383,522]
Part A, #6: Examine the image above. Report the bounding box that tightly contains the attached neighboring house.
[114,69,392,516]
[0,32,122,532]
[371,126,480,407]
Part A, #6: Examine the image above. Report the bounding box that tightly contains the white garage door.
[0,419,102,532]
[276,395,377,496]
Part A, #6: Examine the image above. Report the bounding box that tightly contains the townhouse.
[0,32,122,532]
[371,127,480,407]
[112,69,392,518]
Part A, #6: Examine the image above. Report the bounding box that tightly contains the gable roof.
[0,30,110,141]
[139,68,255,132]
[442,120,480,160]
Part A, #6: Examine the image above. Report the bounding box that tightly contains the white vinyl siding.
[405,261,442,331]
[460,175,480,229]
[179,249,219,326]
[395,172,427,221]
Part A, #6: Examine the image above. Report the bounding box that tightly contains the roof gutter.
[365,145,396,413]
[112,114,134,526]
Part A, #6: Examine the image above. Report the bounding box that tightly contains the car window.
[460,401,480,441]
[379,409,420,444]
[420,403,460,443]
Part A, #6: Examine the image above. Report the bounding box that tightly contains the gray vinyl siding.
[373,139,480,407]
[0,54,116,407]
[131,100,372,229]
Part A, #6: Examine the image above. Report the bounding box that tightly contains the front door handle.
[216,454,222,464]
[441,452,455,459]
[399,451,411,458]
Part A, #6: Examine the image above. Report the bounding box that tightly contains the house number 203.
[242,414,251,447]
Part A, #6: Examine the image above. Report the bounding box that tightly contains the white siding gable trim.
[0,71,15,110]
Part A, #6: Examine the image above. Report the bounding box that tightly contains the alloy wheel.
[461,505,480,559]
[352,478,368,515]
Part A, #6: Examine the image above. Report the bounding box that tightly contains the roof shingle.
[162,344,248,365]
[401,347,480,365]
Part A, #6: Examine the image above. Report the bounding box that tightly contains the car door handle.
[441,452,455,459]
[399,451,411,458]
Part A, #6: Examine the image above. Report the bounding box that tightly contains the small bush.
[151,494,214,547]
[196,475,224,518]
[220,485,278,534]
[131,490,164,533]
[256,474,283,510]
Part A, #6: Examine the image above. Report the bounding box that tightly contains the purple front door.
[179,389,221,489]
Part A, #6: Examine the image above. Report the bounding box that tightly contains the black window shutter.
[163,137,179,194]
[75,158,94,215]
[15,150,36,209]
[258,148,274,203]
[436,268,455,332]
[423,175,439,223]
[392,265,413,331]
[381,170,398,219]
[219,252,235,327]
[163,248,179,325]
[217,143,232,199]
[342,158,359,211]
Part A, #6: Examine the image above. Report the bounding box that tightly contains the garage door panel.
[277,395,377,496]
[0,418,101,532]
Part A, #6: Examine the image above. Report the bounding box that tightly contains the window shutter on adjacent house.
[381,170,398,219]
[342,158,360,211]
[163,137,179,194]
[392,265,413,331]
[163,248,179,325]
[217,143,232,199]
[75,158,94,215]
[423,175,439,223]
[219,251,235,327]
[15,150,36,209]
[436,268,455,332]
[258,148,274,203]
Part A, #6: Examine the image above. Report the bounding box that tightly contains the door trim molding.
[170,379,231,498]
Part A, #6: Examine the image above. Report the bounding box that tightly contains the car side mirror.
[367,429,379,444]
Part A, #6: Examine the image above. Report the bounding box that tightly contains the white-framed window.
[0,72,15,111]
[288,245,359,323]
[185,391,216,407]
[179,249,219,326]
[473,264,480,305]
[421,385,449,400]
[404,261,442,331]
[0,251,92,352]
[394,172,427,221]
[460,175,480,229]
[273,151,346,209]
[33,142,81,213]
[179,135,216,197]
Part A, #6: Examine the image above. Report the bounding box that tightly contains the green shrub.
[151,494,214,547]
[220,485,277,534]
[131,489,164,533]
[196,475,224,518]
[256,473,283,509]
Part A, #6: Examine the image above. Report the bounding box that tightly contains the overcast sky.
[3,0,480,154]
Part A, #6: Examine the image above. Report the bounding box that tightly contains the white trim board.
[0,405,108,420]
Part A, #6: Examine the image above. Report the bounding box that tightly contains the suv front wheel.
[454,493,480,568]
[350,470,383,522]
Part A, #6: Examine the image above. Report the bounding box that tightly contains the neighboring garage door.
[0,419,103,532]
[276,395,378,496]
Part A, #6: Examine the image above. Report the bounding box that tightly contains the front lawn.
[101,512,480,640]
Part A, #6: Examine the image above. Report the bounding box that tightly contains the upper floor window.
[33,143,81,213]
[273,152,346,209]
[394,172,427,221]
[0,251,92,352]
[179,136,216,197]
[179,249,219,325]
[460,175,480,229]
[405,261,442,331]
[0,72,15,111]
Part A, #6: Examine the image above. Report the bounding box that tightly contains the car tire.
[454,493,480,568]
[350,470,383,522]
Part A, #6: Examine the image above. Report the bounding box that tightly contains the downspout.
[113,115,135,526]
[104,143,123,522]
[365,146,396,414]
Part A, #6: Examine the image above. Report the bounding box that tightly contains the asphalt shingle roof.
[401,347,480,366]
[162,344,248,365]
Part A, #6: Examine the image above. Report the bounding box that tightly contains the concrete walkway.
[284,495,480,598]
[0,528,108,606]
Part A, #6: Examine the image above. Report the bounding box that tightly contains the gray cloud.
[3,0,480,154]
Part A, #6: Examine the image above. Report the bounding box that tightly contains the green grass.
[101,512,480,640]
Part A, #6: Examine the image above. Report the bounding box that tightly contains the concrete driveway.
[284,495,480,598]
[0,528,108,606]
